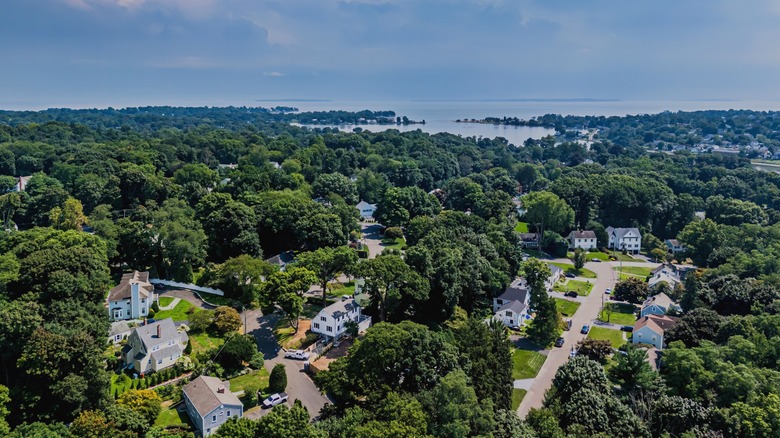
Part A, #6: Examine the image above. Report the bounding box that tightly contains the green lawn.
[199,294,239,307]
[614,266,652,277]
[549,262,597,279]
[381,237,405,250]
[159,296,175,307]
[188,330,225,355]
[512,389,527,410]
[599,303,637,326]
[302,301,325,319]
[553,298,581,317]
[511,349,546,380]
[587,326,626,348]
[229,369,270,393]
[154,406,192,428]
[154,300,194,322]
[554,279,593,296]
[514,222,529,233]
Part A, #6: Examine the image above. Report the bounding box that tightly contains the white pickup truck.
[262,393,288,408]
[284,349,310,360]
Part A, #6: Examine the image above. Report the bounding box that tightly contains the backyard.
[553,297,581,317]
[188,330,225,356]
[154,403,192,429]
[514,222,529,233]
[554,279,593,296]
[599,302,638,325]
[549,262,597,279]
[228,369,270,394]
[587,326,626,348]
[512,348,547,380]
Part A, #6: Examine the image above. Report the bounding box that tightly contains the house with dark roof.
[107,271,155,321]
[567,230,597,250]
[632,314,679,350]
[183,375,243,437]
[606,227,642,254]
[518,233,539,248]
[264,251,295,271]
[492,278,530,329]
[121,318,188,375]
[311,298,372,341]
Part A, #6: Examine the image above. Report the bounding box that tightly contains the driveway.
[243,308,331,419]
[517,259,618,418]
[360,221,386,259]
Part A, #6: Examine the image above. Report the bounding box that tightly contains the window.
[313,322,320,329]
[326,326,332,332]
[227,410,231,417]
[505,310,511,316]
[158,359,163,364]
[320,316,326,322]
[212,415,217,423]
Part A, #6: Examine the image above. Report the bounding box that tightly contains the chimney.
[217,386,225,393]
[143,317,147,325]
[156,324,162,338]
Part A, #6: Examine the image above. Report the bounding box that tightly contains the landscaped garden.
[511,348,547,380]
[554,297,581,317]
[587,326,626,348]
[599,302,638,325]
[554,279,594,296]
[549,261,597,279]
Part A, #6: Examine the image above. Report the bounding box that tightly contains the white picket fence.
[149,279,225,296]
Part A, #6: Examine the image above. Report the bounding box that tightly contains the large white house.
[632,314,679,350]
[356,200,377,220]
[567,230,598,250]
[492,278,530,329]
[606,227,642,254]
[121,318,188,375]
[108,271,155,321]
[311,298,372,341]
[183,375,243,437]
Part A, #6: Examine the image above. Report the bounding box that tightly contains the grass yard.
[549,262,597,279]
[554,298,581,317]
[514,222,529,233]
[512,389,527,411]
[158,296,175,307]
[588,326,626,348]
[614,266,652,277]
[381,237,405,250]
[599,302,638,325]
[511,349,547,380]
[154,406,192,428]
[554,279,593,296]
[228,369,270,393]
[273,318,319,350]
[188,330,225,355]
[154,300,194,322]
[199,294,238,307]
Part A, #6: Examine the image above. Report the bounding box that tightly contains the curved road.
[516,258,651,418]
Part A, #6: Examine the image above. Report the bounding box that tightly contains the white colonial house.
[183,375,243,437]
[632,314,679,350]
[567,230,598,250]
[121,318,188,375]
[492,278,531,329]
[311,298,372,341]
[356,200,377,221]
[606,227,642,254]
[640,292,682,318]
[107,271,155,321]
[546,265,564,291]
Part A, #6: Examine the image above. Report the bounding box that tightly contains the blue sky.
[2,0,780,108]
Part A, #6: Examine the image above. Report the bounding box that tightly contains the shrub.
[214,306,242,334]
[189,309,214,332]
[151,302,160,313]
[249,352,265,370]
[241,383,261,409]
[384,227,403,239]
[147,308,156,318]
[269,364,287,393]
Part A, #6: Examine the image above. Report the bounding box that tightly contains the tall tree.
[297,246,357,306]
[357,254,429,322]
[523,191,574,246]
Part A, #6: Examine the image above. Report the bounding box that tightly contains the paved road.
[360,221,386,259]
[243,308,331,419]
[517,258,620,418]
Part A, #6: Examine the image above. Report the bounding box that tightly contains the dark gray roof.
[497,300,527,315]
[183,376,242,417]
[518,233,538,241]
[568,230,596,239]
[109,321,131,337]
[322,298,360,319]
[549,265,563,276]
[265,251,295,267]
[151,344,183,363]
[133,318,185,349]
[497,286,529,304]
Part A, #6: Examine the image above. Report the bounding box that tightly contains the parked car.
[284,350,310,360]
[581,325,590,334]
[620,325,634,332]
[591,258,602,262]
[565,291,578,298]
[554,337,565,347]
[262,393,288,408]
[153,283,165,290]
[565,273,576,278]
[564,319,573,331]
[604,288,612,294]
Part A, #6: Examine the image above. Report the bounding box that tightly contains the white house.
[546,265,564,291]
[640,292,682,318]
[648,265,682,293]
[108,320,132,345]
[183,375,243,437]
[356,200,377,220]
[492,279,530,329]
[567,230,598,250]
[107,271,155,321]
[311,298,372,341]
[632,314,679,350]
[606,227,642,254]
[121,318,188,375]
[664,239,685,254]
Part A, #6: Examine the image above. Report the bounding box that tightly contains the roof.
[356,200,377,210]
[321,298,360,319]
[497,300,527,315]
[606,227,641,239]
[108,271,153,302]
[568,230,596,239]
[132,318,185,349]
[665,239,681,246]
[496,282,529,304]
[549,264,563,277]
[109,321,131,337]
[634,314,679,334]
[642,292,677,310]
[183,376,242,417]
[518,233,538,241]
[265,251,295,267]
[151,344,184,363]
